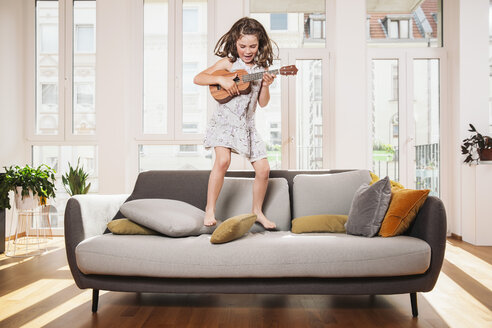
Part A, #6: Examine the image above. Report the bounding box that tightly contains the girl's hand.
[218,74,240,96]
[262,72,276,88]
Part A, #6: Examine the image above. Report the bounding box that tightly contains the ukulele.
[209,65,298,104]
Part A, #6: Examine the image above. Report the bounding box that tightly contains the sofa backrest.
[106,169,356,230]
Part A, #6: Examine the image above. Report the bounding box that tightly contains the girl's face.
[236,34,259,64]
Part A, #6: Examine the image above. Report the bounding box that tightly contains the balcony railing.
[372,143,439,196]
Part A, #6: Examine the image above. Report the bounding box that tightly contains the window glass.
[270,13,287,30]
[255,59,282,169]
[42,84,58,105]
[182,0,207,134]
[296,59,323,169]
[36,1,59,135]
[75,25,95,52]
[414,59,440,196]
[138,145,212,171]
[489,0,492,134]
[73,1,96,135]
[143,0,168,134]
[371,60,399,182]
[367,0,442,47]
[41,24,58,53]
[32,145,98,229]
[251,13,325,48]
[183,8,198,33]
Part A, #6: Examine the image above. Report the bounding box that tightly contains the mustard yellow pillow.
[370,172,404,190]
[107,218,159,235]
[378,189,430,237]
[210,213,257,244]
[291,215,348,233]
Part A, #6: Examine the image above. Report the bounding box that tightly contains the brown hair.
[214,17,278,69]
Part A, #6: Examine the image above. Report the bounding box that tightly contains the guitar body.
[209,69,251,104]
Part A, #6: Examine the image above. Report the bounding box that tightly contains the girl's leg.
[204,147,231,226]
[251,158,276,229]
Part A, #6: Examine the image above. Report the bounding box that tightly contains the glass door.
[369,50,444,196]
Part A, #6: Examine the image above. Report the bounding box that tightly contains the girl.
[193,17,277,229]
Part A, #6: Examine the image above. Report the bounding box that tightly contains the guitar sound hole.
[233,76,240,82]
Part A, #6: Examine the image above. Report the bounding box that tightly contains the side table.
[5,205,52,257]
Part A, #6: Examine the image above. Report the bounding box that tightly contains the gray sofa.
[64,170,447,316]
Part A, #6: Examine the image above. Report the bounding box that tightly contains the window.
[489,0,492,133]
[385,17,411,39]
[75,25,95,53]
[40,24,57,53]
[138,145,212,171]
[41,84,58,105]
[183,8,198,33]
[270,13,287,30]
[32,145,98,230]
[251,12,326,48]
[367,0,442,47]
[143,0,208,138]
[35,0,97,136]
[75,84,94,105]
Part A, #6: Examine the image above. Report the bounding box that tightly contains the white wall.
[0,0,30,168]
[333,0,368,169]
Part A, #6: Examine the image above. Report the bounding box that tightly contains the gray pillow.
[215,177,291,232]
[119,199,215,237]
[345,176,392,237]
[293,170,372,218]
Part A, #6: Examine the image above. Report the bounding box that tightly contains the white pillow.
[119,199,214,237]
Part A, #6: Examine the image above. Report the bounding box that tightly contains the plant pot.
[14,187,40,210]
[479,148,492,161]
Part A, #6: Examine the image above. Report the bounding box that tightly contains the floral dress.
[203,58,267,162]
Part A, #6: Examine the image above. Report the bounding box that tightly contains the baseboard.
[450,233,462,241]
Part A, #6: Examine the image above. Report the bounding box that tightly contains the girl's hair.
[214,17,278,68]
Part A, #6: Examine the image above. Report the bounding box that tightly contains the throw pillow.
[119,199,215,237]
[210,213,257,244]
[291,215,348,233]
[379,189,430,237]
[107,218,159,235]
[346,176,392,237]
[293,170,372,218]
[370,171,405,190]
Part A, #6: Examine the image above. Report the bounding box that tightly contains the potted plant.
[461,124,492,164]
[0,164,57,210]
[62,158,91,196]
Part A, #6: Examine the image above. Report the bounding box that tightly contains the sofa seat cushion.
[75,232,431,278]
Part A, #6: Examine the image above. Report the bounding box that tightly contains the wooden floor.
[0,238,491,328]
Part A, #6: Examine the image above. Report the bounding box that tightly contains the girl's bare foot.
[254,211,276,229]
[204,209,217,226]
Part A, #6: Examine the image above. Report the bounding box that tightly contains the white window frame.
[367,47,449,202]
[244,0,334,170]
[134,0,215,143]
[27,0,97,143]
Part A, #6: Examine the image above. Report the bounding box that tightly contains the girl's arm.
[193,58,240,96]
[258,72,276,107]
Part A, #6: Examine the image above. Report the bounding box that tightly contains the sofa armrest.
[64,194,129,288]
[407,196,447,291]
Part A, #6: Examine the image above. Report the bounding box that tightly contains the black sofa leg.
[92,289,99,313]
[410,292,418,317]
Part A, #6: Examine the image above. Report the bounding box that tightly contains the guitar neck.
[242,69,279,83]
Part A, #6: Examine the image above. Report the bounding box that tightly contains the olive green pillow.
[210,213,257,244]
[107,218,159,235]
[291,214,348,233]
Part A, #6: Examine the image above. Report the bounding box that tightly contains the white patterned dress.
[203,58,267,162]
